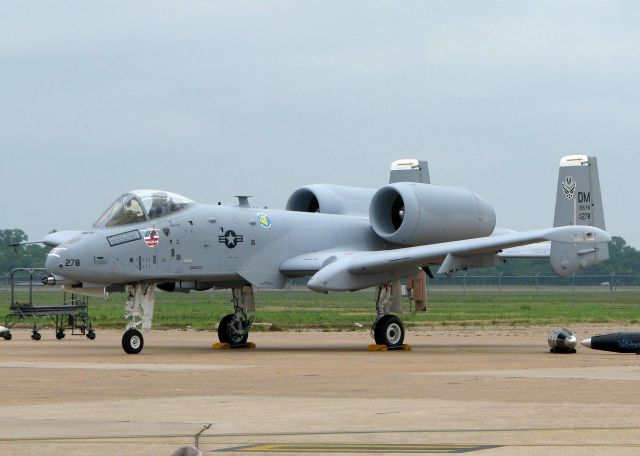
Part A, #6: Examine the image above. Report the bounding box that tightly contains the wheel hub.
[386,323,402,345]
[229,319,247,343]
[130,335,141,349]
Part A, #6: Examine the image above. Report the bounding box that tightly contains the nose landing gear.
[122,328,144,354]
[121,283,155,354]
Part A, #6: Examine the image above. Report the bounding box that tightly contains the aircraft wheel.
[56,330,65,340]
[228,324,249,346]
[122,329,144,354]
[31,331,41,341]
[86,330,96,340]
[374,315,405,348]
[217,314,234,344]
[3,333,11,341]
[218,313,249,346]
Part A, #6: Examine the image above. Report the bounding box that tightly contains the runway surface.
[1,324,639,455]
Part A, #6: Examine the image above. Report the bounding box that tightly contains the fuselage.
[45,204,385,288]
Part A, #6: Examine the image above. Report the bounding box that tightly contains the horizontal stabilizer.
[550,239,609,276]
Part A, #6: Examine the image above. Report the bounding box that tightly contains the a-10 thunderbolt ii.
[38,155,610,354]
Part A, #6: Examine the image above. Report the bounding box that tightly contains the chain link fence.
[1,272,639,297]
[426,272,635,294]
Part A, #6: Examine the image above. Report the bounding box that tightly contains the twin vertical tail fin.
[553,155,605,229]
[550,155,609,275]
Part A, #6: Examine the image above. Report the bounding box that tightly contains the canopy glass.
[93,190,194,227]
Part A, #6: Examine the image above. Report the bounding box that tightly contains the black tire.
[56,330,65,340]
[32,332,41,341]
[122,329,144,354]
[228,324,249,346]
[217,314,234,344]
[4,333,11,341]
[87,330,96,340]
[374,315,405,348]
[217,313,249,346]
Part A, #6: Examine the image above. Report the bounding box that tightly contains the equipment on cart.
[3,268,95,341]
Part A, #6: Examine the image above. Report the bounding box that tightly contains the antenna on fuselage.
[235,196,251,208]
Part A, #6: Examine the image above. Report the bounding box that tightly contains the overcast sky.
[1,1,639,246]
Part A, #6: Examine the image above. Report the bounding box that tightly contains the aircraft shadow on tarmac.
[133,342,541,355]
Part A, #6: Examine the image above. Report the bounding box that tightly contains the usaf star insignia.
[219,230,243,248]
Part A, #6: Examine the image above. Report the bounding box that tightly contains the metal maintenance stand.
[3,268,95,341]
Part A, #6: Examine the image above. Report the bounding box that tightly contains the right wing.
[303,225,610,292]
[498,241,551,259]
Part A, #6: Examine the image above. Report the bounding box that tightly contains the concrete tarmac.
[1,325,640,455]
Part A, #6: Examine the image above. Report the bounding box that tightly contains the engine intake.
[286,184,376,216]
[369,183,496,246]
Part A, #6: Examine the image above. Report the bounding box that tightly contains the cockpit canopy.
[94,190,194,227]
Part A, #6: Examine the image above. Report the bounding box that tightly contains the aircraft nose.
[45,247,64,274]
[581,338,592,348]
[44,245,82,286]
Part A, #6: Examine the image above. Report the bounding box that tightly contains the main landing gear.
[121,283,156,354]
[373,315,405,347]
[217,286,254,347]
[371,282,407,349]
[122,328,144,354]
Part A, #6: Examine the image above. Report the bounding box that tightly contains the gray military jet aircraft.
[39,156,610,354]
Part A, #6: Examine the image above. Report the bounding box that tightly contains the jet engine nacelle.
[286,184,376,217]
[369,182,496,246]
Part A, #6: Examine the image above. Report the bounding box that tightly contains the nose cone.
[581,338,592,348]
[45,248,63,274]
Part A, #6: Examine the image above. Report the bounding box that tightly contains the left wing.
[8,231,83,248]
[305,225,610,292]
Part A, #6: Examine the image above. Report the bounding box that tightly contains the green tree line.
[0,229,51,277]
[497,236,640,276]
[428,236,640,286]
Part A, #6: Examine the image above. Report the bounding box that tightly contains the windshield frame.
[93,194,134,228]
[93,190,194,228]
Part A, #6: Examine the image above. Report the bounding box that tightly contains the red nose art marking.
[143,229,160,248]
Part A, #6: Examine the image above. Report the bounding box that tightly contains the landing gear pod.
[548,328,577,353]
